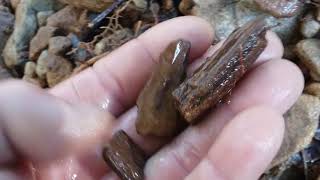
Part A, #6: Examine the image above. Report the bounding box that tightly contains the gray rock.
[0,0,10,7]
[270,94,320,168]
[48,36,72,55]
[296,39,320,81]
[35,50,48,79]
[300,15,320,38]
[3,0,58,68]
[0,5,14,52]
[193,0,304,44]
[37,10,54,26]
[24,61,36,77]
[29,26,59,61]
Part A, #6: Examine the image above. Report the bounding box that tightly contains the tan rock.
[270,94,320,168]
[46,54,72,87]
[47,6,89,38]
[29,26,59,61]
[296,39,320,81]
[35,50,49,79]
[58,0,113,12]
[305,83,320,97]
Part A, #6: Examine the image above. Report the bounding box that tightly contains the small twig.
[88,0,127,29]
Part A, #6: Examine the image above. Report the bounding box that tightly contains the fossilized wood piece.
[172,18,268,124]
[103,130,146,180]
[136,39,191,136]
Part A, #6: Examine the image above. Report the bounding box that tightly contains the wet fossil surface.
[135,39,190,137]
[103,130,147,180]
[172,17,268,124]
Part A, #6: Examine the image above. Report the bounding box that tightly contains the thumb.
[0,80,114,164]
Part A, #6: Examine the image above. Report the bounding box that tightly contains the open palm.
[0,16,303,180]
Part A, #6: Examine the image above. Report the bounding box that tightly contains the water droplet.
[71,174,78,180]
[100,99,110,110]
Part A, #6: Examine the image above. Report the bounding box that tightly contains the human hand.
[0,16,303,180]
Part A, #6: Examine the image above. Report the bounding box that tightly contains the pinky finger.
[185,106,284,180]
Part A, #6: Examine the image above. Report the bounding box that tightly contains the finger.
[50,16,214,115]
[185,106,284,180]
[144,59,304,179]
[0,81,114,164]
[0,169,23,180]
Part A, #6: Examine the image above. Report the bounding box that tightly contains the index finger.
[50,16,214,115]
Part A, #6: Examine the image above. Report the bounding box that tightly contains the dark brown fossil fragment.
[172,18,268,124]
[136,39,191,137]
[103,130,147,180]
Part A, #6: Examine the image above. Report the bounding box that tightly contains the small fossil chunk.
[136,39,191,136]
[254,0,302,18]
[172,18,268,124]
[103,130,146,180]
